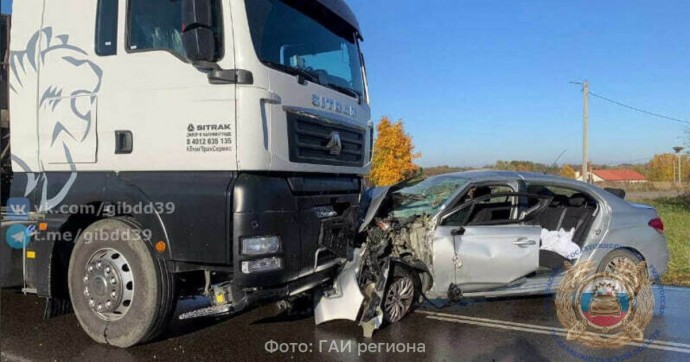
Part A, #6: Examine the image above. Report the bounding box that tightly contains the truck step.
[178,304,233,320]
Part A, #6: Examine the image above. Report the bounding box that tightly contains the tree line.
[368,116,690,185]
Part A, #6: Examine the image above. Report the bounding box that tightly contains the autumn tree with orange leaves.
[560,164,577,179]
[647,153,690,181]
[369,117,421,186]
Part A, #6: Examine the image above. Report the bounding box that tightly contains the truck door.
[437,192,548,292]
[109,0,236,172]
[106,0,235,264]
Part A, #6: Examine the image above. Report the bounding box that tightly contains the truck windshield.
[245,0,365,99]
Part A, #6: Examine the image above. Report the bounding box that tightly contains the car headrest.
[527,185,554,196]
[474,187,492,198]
[568,193,588,207]
[550,195,569,207]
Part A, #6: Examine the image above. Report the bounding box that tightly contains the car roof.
[429,169,561,182]
[428,169,626,205]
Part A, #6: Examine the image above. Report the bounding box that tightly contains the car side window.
[95,0,118,56]
[465,193,518,225]
[443,186,518,226]
[443,193,548,227]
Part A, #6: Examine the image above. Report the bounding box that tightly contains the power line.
[589,91,690,125]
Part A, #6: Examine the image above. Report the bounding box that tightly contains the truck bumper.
[231,173,361,292]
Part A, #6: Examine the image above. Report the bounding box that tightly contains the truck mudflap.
[1,214,43,288]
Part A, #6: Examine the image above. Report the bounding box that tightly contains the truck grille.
[287,111,365,167]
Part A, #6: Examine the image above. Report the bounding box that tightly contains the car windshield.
[393,176,469,218]
[245,0,365,99]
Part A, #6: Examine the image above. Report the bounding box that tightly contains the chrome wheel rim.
[384,277,414,323]
[83,248,134,321]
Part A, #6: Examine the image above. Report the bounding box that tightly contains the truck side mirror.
[181,0,218,63]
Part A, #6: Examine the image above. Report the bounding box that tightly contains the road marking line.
[418,310,690,354]
[419,310,690,349]
[0,351,33,362]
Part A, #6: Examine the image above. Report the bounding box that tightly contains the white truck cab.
[1,0,370,347]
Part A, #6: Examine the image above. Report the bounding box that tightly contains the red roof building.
[575,169,648,183]
[591,169,648,183]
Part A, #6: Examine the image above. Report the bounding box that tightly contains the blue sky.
[3,0,688,166]
[1,0,11,15]
[349,0,690,167]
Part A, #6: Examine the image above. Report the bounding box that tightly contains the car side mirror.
[181,0,218,63]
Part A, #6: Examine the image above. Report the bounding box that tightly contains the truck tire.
[382,264,421,324]
[67,218,176,347]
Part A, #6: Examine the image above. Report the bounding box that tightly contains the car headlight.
[242,236,281,255]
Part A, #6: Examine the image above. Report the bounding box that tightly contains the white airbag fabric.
[540,228,580,259]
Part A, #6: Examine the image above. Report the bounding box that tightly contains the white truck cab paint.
[1,0,370,347]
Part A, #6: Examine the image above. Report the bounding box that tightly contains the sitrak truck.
[0,0,371,347]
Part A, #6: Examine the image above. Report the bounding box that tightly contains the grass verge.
[634,197,690,286]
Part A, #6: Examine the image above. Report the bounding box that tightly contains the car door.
[437,192,549,292]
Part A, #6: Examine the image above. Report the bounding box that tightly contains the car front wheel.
[383,265,420,324]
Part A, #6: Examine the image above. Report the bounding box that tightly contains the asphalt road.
[1,285,690,361]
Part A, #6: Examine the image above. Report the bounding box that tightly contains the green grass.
[633,197,690,286]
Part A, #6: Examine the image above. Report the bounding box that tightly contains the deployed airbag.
[540,228,580,260]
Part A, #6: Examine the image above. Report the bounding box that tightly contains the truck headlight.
[241,257,283,274]
[242,236,281,255]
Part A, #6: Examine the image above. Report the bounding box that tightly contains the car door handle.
[514,238,537,247]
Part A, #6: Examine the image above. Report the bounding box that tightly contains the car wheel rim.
[384,277,414,323]
[82,248,134,321]
[606,256,635,274]
[605,255,648,278]
[606,256,624,274]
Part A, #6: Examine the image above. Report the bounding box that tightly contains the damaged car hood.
[359,186,393,233]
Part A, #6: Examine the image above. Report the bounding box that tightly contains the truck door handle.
[514,238,536,247]
[115,130,133,154]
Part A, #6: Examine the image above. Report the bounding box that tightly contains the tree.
[493,160,558,174]
[369,117,421,186]
[560,164,577,178]
[647,153,690,181]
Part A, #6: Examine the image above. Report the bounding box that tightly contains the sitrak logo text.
[188,123,232,131]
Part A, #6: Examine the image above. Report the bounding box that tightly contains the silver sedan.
[316,170,669,332]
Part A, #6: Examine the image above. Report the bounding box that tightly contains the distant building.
[575,169,648,183]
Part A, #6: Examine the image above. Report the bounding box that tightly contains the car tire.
[382,264,421,324]
[597,248,649,279]
[67,218,176,348]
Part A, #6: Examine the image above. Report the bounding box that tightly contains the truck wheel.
[67,218,176,347]
[382,265,420,324]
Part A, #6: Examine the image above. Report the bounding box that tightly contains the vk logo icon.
[5,224,33,249]
[7,198,31,221]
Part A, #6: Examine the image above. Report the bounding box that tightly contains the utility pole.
[673,146,684,184]
[570,80,590,183]
[582,81,590,183]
